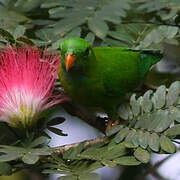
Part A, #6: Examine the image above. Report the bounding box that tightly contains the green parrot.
[58,37,162,131]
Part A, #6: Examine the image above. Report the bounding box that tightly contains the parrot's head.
[60,37,94,73]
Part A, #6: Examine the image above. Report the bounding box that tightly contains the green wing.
[94,47,141,97]
[93,47,162,97]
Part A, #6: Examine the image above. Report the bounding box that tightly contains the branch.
[54,136,107,154]
[143,83,169,92]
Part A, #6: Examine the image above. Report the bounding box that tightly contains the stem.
[54,136,107,154]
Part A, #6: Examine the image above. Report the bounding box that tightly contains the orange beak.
[65,53,76,72]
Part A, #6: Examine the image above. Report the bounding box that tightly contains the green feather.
[139,50,162,78]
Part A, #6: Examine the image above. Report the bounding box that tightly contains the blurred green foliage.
[0,0,179,50]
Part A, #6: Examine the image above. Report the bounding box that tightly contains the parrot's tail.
[139,50,163,78]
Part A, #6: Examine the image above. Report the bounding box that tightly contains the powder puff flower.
[0,46,67,129]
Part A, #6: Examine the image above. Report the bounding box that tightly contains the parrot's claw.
[105,119,119,132]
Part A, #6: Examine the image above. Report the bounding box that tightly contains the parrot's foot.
[105,119,119,132]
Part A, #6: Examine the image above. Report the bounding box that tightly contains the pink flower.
[0,46,67,129]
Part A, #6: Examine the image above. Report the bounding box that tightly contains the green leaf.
[35,28,58,43]
[159,26,179,39]
[47,126,67,136]
[106,125,123,137]
[166,81,180,106]
[85,32,95,45]
[160,136,176,153]
[0,28,15,43]
[43,169,66,174]
[104,37,129,47]
[30,39,50,47]
[28,136,50,148]
[137,131,149,149]
[0,153,23,162]
[169,107,180,123]
[63,142,85,160]
[151,110,172,133]
[134,114,150,130]
[138,25,179,48]
[14,0,43,12]
[135,109,172,132]
[70,161,103,175]
[22,153,39,164]
[148,133,160,152]
[49,8,79,18]
[45,0,75,8]
[114,156,141,166]
[54,17,86,36]
[96,0,131,24]
[80,142,127,161]
[50,39,63,50]
[137,0,167,12]
[131,130,140,147]
[152,85,166,109]
[134,147,150,163]
[125,130,136,145]
[108,31,133,44]
[65,27,81,38]
[123,142,137,149]
[101,160,117,168]
[164,124,180,137]
[0,145,26,154]
[130,94,140,116]
[88,18,109,39]
[17,36,34,45]
[0,6,29,30]
[118,103,132,120]
[30,147,52,155]
[0,35,8,43]
[13,25,25,40]
[114,127,129,143]
[160,9,178,21]
[41,1,62,8]
[142,90,153,112]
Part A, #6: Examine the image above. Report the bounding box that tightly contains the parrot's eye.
[84,47,90,56]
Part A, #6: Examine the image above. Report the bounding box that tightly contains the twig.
[143,83,169,92]
[143,83,159,91]
[121,20,179,27]
[54,136,107,154]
